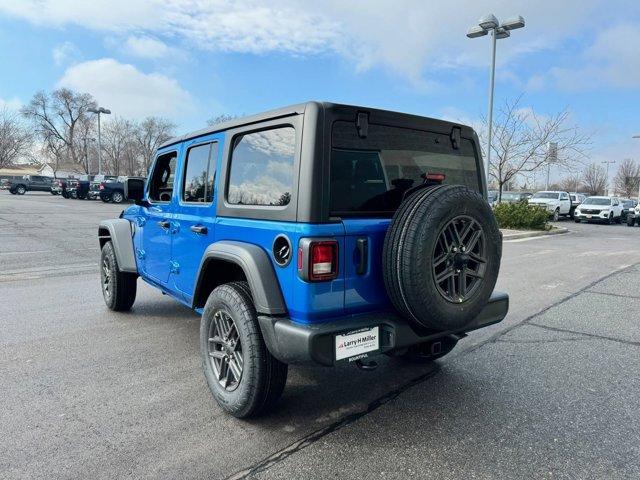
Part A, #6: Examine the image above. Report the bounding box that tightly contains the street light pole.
[602,160,615,196]
[486,29,497,187]
[88,106,111,175]
[633,135,640,199]
[467,14,525,191]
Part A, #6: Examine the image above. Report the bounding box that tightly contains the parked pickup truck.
[98,101,508,418]
[99,176,143,203]
[528,190,574,220]
[7,175,54,195]
[88,175,118,200]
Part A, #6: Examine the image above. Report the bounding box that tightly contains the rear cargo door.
[330,119,482,315]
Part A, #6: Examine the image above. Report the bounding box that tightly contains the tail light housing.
[297,238,338,282]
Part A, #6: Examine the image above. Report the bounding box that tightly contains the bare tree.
[102,117,139,176]
[582,163,607,196]
[613,158,640,198]
[21,88,96,176]
[0,108,33,168]
[482,96,591,200]
[134,117,175,175]
[559,173,583,193]
[207,114,237,127]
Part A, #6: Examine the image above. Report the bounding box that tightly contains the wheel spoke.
[464,268,484,279]
[433,252,448,268]
[209,350,226,360]
[457,271,466,297]
[436,268,455,284]
[449,221,463,245]
[466,229,482,251]
[468,252,486,264]
[459,220,475,244]
[227,357,242,381]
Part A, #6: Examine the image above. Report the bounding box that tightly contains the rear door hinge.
[136,249,146,260]
[450,126,461,150]
[169,261,180,274]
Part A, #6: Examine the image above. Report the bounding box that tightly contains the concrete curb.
[501,227,569,240]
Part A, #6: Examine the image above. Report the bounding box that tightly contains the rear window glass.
[330,121,480,216]
[227,126,295,206]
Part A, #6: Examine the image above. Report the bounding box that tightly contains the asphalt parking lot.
[2,192,639,479]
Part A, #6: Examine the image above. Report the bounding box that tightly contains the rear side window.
[227,126,295,206]
[148,151,177,202]
[182,142,218,203]
[330,121,480,216]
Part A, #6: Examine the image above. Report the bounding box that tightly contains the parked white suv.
[574,196,624,224]
[528,191,572,221]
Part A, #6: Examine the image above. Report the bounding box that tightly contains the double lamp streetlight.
[87,106,111,175]
[467,14,525,183]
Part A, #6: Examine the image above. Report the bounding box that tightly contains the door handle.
[157,220,170,229]
[190,225,208,235]
[356,238,368,275]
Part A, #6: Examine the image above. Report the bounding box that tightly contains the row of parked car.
[1,174,143,204]
[488,189,640,225]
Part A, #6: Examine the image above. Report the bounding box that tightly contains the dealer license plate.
[335,326,380,361]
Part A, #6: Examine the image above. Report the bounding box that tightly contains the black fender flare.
[98,219,137,273]
[193,241,286,315]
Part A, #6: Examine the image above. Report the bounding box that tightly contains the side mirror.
[125,178,146,204]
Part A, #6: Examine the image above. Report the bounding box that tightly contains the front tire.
[16,185,26,195]
[552,208,559,221]
[100,241,137,311]
[200,282,288,418]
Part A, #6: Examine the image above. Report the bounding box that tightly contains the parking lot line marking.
[0,250,52,256]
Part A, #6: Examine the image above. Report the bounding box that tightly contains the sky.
[0,0,639,185]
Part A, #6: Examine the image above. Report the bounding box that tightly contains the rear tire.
[100,241,137,311]
[16,185,26,195]
[383,185,501,331]
[111,190,124,204]
[200,282,288,418]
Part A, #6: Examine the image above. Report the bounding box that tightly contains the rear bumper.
[258,291,509,366]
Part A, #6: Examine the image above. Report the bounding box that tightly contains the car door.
[171,136,222,302]
[612,197,622,218]
[559,192,571,214]
[139,149,179,285]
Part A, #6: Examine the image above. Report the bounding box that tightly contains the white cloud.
[535,24,640,92]
[0,0,628,86]
[57,58,194,119]
[0,96,22,111]
[124,35,171,59]
[52,41,80,66]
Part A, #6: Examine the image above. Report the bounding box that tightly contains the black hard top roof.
[159,101,472,149]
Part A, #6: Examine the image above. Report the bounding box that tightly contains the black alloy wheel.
[432,215,486,304]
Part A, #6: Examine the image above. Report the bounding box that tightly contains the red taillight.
[309,241,338,281]
[99,183,105,190]
[425,172,446,182]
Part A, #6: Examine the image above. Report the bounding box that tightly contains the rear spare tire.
[383,185,501,331]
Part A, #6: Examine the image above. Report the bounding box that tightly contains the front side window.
[227,126,295,206]
[148,151,177,202]
[182,142,218,203]
[330,121,480,216]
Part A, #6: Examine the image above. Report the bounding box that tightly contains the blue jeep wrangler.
[98,102,507,418]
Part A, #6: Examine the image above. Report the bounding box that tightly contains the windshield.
[532,192,559,199]
[501,192,522,201]
[622,200,634,208]
[582,197,610,206]
[330,121,480,216]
